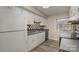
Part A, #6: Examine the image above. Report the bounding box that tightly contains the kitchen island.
[59,31,79,52]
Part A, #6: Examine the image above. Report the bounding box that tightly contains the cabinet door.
[0,7,25,32]
[27,32,45,51]
[0,31,27,52]
[38,32,45,43]
[35,32,45,45]
[27,34,37,51]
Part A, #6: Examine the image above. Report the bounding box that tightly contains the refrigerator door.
[0,31,27,52]
[0,7,25,32]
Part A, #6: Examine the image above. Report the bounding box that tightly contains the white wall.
[46,13,69,41]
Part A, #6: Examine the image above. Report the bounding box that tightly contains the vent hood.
[68,16,79,24]
[57,16,79,24]
[69,16,79,21]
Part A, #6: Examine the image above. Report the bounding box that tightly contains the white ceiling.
[32,6,70,17]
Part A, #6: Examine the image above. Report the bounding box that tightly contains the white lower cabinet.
[0,31,27,52]
[27,32,45,51]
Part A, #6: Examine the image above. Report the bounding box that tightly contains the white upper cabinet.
[22,10,28,29]
[0,7,25,32]
[27,12,35,24]
[27,11,46,25]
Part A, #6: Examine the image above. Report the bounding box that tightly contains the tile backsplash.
[27,23,45,30]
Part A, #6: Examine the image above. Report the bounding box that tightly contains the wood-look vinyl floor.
[32,40,59,52]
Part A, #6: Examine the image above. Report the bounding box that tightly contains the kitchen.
[0,6,79,52]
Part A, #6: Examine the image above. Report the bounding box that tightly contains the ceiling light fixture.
[42,6,50,8]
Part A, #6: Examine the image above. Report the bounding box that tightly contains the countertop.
[59,31,79,39]
[28,29,48,35]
